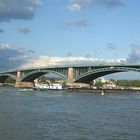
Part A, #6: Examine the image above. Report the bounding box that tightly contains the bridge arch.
[74,67,140,83]
[0,74,16,83]
[21,69,67,82]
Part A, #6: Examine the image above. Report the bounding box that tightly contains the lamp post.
[67,52,72,67]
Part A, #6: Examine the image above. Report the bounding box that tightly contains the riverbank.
[66,88,140,93]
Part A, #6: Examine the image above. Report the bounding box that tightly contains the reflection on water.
[0,87,140,140]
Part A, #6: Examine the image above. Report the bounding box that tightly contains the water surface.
[0,87,140,140]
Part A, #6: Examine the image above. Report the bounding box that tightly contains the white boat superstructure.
[35,83,63,90]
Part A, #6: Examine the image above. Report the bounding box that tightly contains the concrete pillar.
[15,71,34,88]
[0,83,4,86]
[67,67,73,83]
[16,71,21,82]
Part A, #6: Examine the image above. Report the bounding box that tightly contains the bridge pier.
[0,83,4,86]
[15,82,34,88]
[0,79,4,86]
[67,67,74,83]
[15,71,34,88]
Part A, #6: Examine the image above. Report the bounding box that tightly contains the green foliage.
[38,75,47,83]
[5,77,15,84]
[62,80,67,86]
[116,80,140,87]
[94,81,103,87]
[89,81,94,86]
[37,75,64,84]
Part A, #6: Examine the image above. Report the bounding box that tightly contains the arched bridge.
[0,65,140,87]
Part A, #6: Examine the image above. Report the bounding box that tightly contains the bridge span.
[0,64,140,87]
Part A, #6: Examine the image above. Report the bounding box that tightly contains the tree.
[5,77,15,84]
[94,81,103,87]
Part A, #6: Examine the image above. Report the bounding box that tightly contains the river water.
[0,87,140,140]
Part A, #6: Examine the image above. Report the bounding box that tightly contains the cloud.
[0,44,127,72]
[0,43,33,71]
[67,0,124,12]
[0,0,43,22]
[0,43,11,49]
[18,25,30,33]
[0,28,4,33]
[127,45,140,63]
[28,49,35,54]
[106,43,117,50]
[62,17,89,27]
[20,55,126,69]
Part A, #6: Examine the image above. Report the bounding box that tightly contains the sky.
[0,0,140,79]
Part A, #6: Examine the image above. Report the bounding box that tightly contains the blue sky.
[0,0,140,77]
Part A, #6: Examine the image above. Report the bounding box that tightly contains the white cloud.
[18,25,30,33]
[0,43,11,49]
[106,43,117,50]
[67,2,82,12]
[67,0,124,12]
[20,55,126,69]
[62,17,89,27]
[127,45,140,63]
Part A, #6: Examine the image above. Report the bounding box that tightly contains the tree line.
[116,80,140,87]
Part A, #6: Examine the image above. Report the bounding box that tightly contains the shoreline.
[66,88,140,93]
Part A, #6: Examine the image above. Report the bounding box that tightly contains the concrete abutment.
[15,71,34,88]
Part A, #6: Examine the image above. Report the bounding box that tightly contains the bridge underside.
[0,75,16,83]
[22,72,47,82]
[22,71,67,82]
[0,76,8,83]
[74,71,122,83]
[1,65,140,87]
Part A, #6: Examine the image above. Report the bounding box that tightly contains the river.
[0,87,140,140]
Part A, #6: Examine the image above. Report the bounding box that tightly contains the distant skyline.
[0,0,140,79]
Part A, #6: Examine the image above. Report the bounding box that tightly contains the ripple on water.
[0,88,140,140]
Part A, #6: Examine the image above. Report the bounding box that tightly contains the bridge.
[0,64,140,87]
